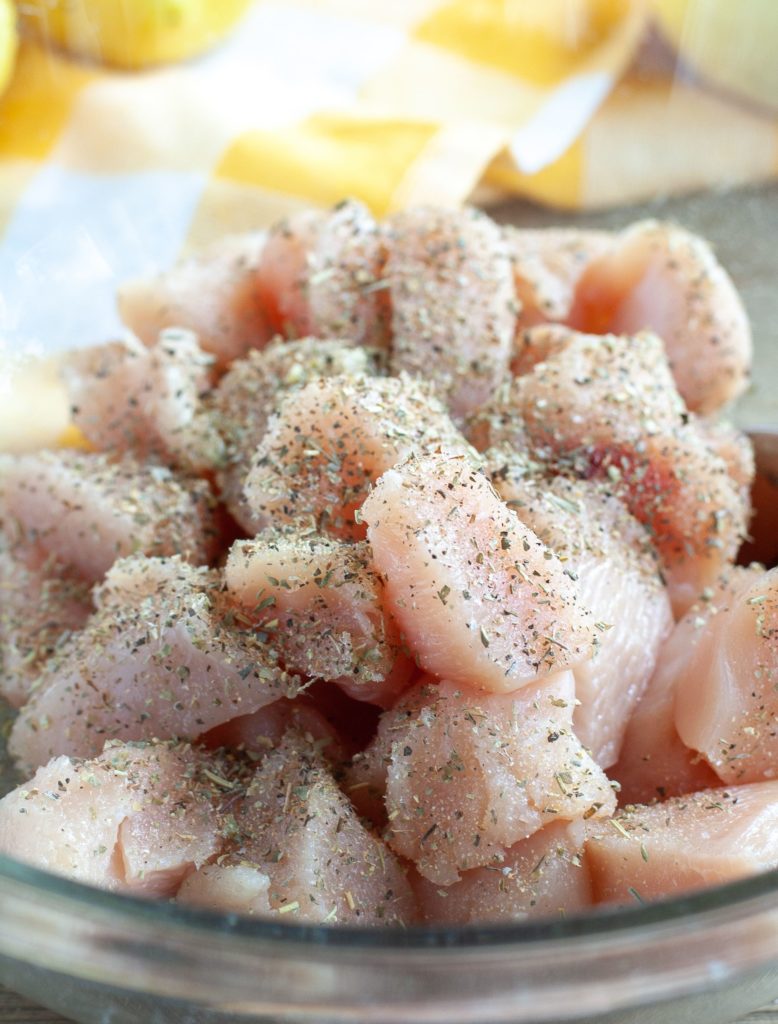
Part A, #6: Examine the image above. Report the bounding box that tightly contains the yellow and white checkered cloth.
[0,0,776,362]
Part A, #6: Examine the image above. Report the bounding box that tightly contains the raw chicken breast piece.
[503,227,611,329]
[243,374,470,540]
[469,328,748,616]
[10,556,302,770]
[0,537,92,708]
[200,695,344,763]
[414,820,592,924]
[212,338,382,532]
[118,233,270,366]
[568,220,752,415]
[62,330,223,472]
[361,451,594,694]
[354,675,615,885]
[257,200,389,347]
[0,741,223,898]
[0,449,218,582]
[225,530,413,706]
[179,731,417,925]
[385,206,517,420]
[674,566,778,785]
[586,781,778,904]
[488,455,673,767]
[612,568,759,804]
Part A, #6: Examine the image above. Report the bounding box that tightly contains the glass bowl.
[2,854,778,1024]
[1,182,777,1024]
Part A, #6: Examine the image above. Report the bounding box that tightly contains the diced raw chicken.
[586,781,778,904]
[62,330,223,472]
[414,820,592,924]
[179,731,417,925]
[487,455,673,767]
[200,696,344,762]
[211,338,382,533]
[361,451,594,694]
[699,418,755,506]
[568,220,752,415]
[385,206,517,420]
[503,227,611,328]
[178,864,272,915]
[225,530,413,706]
[118,233,270,366]
[469,328,748,616]
[356,676,614,885]
[612,568,758,804]
[673,566,778,786]
[0,537,92,708]
[470,326,683,453]
[243,374,470,540]
[0,449,218,582]
[0,741,222,897]
[257,200,389,347]
[9,556,302,770]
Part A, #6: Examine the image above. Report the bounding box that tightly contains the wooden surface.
[1,986,778,1022]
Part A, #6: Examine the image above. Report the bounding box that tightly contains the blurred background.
[0,0,775,428]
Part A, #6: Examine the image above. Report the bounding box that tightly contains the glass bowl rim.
[3,852,778,951]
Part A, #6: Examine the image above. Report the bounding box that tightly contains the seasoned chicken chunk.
[10,556,301,770]
[62,330,223,472]
[351,676,615,885]
[257,200,389,347]
[362,451,594,694]
[225,530,413,706]
[118,233,270,366]
[488,457,673,767]
[385,206,517,420]
[0,450,218,582]
[0,741,223,897]
[211,338,381,532]
[414,820,591,924]
[179,731,416,925]
[569,220,752,415]
[587,781,778,904]
[0,537,92,708]
[469,327,748,616]
[243,374,470,540]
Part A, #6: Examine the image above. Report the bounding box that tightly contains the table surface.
[1,183,776,1023]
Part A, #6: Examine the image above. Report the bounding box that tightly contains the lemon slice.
[18,0,253,70]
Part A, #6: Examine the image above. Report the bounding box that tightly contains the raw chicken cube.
[179,731,417,925]
[0,741,223,897]
[385,206,517,420]
[243,374,470,540]
[568,220,752,415]
[414,820,591,924]
[257,200,389,348]
[0,449,218,582]
[211,338,382,533]
[586,781,778,904]
[10,556,302,770]
[62,330,223,472]
[361,451,595,693]
[351,675,615,885]
[225,529,413,706]
[488,455,673,767]
[118,233,270,366]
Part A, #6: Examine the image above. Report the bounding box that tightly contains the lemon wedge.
[18,0,253,70]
